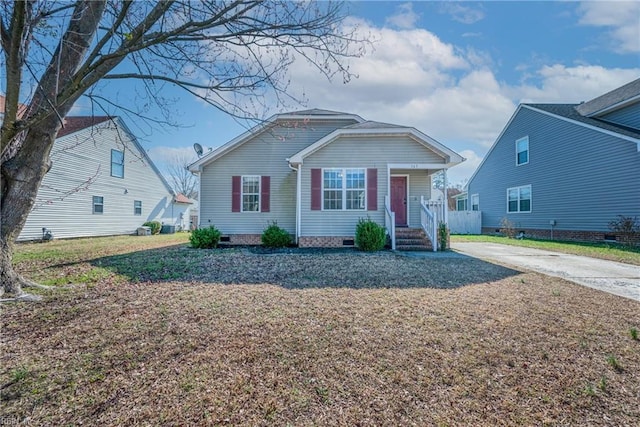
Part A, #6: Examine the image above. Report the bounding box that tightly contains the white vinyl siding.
[516,136,529,166]
[323,168,365,211]
[17,117,177,241]
[507,185,531,213]
[111,149,124,178]
[241,176,260,212]
[198,119,360,235]
[301,135,444,236]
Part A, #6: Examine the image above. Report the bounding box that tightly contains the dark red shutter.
[261,176,270,212]
[232,176,241,212]
[367,168,377,211]
[311,168,322,211]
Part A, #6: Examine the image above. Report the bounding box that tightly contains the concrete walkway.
[451,242,640,302]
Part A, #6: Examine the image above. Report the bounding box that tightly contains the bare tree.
[1,0,369,300]
[167,152,198,199]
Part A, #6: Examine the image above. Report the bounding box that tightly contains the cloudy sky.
[115,1,639,185]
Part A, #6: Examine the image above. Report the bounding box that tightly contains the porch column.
[443,168,449,225]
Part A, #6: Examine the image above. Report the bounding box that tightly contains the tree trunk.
[1,122,59,298]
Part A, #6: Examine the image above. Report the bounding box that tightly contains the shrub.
[608,215,640,246]
[189,225,222,249]
[355,217,386,252]
[438,222,449,251]
[261,221,291,248]
[143,221,162,235]
[499,217,516,239]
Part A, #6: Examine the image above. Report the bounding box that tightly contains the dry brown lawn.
[2,236,639,426]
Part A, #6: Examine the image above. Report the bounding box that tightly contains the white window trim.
[506,185,532,213]
[134,200,142,216]
[516,136,529,166]
[321,168,367,211]
[241,175,261,213]
[471,193,479,211]
[92,195,104,215]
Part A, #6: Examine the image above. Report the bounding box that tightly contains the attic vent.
[342,239,355,246]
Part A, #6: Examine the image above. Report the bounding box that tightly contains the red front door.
[390,176,407,226]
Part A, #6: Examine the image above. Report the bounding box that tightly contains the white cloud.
[385,3,420,30]
[578,1,640,53]
[510,65,640,103]
[448,149,483,187]
[440,3,485,24]
[147,145,198,176]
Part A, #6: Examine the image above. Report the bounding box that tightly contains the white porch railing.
[420,196,439,251]
[423,199,445,225]
[384,195,396,250]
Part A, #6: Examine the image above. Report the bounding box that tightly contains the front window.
[471,194,479,211]
[242,176,260,212]
[507,185,531,213]
[516,136,529,166]
[134,200,142,216]
[323,168,366,210]
[111,149,124,178]
[93,196,104,214]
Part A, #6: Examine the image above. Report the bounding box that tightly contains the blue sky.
[74,1,640,185]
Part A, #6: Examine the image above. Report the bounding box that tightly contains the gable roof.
[188,110,364,172]
[466,100,640,189]
[56,116,112,138]
[525,104,640,142]
[575,78,640,117]
[287,122,465,167]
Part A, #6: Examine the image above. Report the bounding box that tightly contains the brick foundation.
[481,227,639,244]
[225,234,262,245]
[298,236,354,248]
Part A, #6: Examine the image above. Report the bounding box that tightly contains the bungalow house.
[465,78,640,242]
[14,114,191,241]
[188,109,464,250]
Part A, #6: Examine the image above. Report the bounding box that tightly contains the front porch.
[383,165,450,251]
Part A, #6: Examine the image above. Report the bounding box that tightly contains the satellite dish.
[193,143,203,157]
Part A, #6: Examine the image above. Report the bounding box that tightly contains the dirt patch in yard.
[2,242,639,425]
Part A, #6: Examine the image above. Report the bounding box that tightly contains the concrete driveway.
[451,242,640,302]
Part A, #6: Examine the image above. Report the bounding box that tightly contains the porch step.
[394,228,434,251]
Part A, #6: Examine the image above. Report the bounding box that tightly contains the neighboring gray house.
[17,116,190,241]
[188,109,464,250]
[466,78,640,242]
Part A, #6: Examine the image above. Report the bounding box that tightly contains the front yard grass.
[2,234,639,425]
[452,234,640,266]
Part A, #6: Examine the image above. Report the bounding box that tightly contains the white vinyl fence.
[448,211,481,234]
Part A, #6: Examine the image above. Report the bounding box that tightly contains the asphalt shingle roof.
[575,78,640,116]
[525,103,640,141]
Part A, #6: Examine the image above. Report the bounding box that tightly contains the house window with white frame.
[456,198,467,211]
[516,136,529,166]
[134,200,142,216]
[93,196,104,214]
[241,176,260,212]
[111,149,124,178]
[507,185,531,213]
[323,168,365,210]
[471,194,479,211]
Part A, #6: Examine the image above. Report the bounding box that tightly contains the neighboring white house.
[16,115,191,241]
[189,109,465,250]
